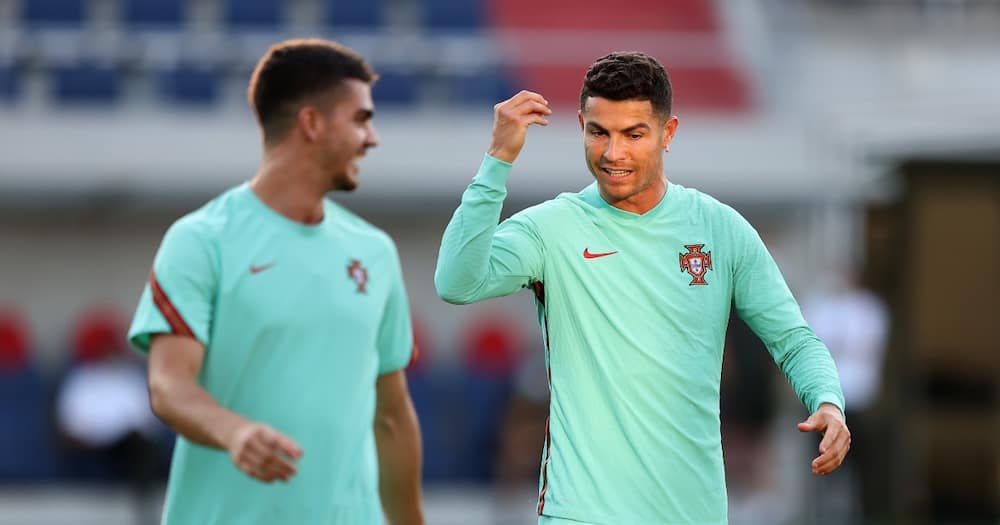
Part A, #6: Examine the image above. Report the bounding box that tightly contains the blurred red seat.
[487,0,751,113]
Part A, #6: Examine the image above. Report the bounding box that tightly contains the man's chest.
[214,237,390,334]
[545,219,731,291]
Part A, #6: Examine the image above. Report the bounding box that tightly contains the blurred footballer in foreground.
[128,39,424,525]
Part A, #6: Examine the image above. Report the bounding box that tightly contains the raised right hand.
[487,90,552,164]
[227,421,304,483]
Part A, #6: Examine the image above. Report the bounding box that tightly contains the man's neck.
[251,147,327,225]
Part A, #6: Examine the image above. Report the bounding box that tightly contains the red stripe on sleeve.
[148,269,195,339]
[408,342,421,368]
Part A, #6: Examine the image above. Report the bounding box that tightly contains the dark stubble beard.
[332,171,357,192]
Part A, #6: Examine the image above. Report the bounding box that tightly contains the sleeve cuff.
[811,392,846,415]
[473,153,513,189]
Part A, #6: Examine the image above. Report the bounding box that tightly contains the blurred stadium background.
[1,0,999,524]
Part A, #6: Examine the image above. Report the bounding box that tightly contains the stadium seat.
[0,366,54,482]
[454,318,522,481]
[459,372,510,481]
[0,63,20,103]
[0,309,56,482]
[373,70,420,106]
[123,0,185,29]
[325,0,383,30]
[224,0,283,29]
[421,0,483,30]
[450,69,514,106]
[22,0,86,27]
[488,0,718,32]
[409,367,471,482]
[68,308,129,364]
[51,63,122,104]
[486,0,751,113]
[401,319,456,482]
[156,64,219,105]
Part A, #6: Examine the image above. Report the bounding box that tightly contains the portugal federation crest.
[347,259,368,293]
[679,244,713,286]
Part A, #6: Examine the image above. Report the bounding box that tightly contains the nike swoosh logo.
[583,248,618,259]
[250,263,275,274]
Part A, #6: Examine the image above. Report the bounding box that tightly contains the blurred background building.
[1,0,999,523]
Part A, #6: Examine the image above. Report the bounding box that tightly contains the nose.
[366,124,379,149]
[603,135,626,162]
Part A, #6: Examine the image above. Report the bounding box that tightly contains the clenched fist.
[487,90,552,164]
[227,421,304,483]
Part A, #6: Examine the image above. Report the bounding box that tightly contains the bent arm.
[374,370,425,525]
[434,154,544,304]
[147,333,245,449]
[147,334,302,482]
[732,218,845,414]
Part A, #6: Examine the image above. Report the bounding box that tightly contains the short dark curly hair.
[580,51,672,119]
[248,38,377,145]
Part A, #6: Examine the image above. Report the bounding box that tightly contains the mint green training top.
[435,155,844,525]
[129,183,414,525]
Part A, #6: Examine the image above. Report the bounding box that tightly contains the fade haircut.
[247,38,377,145]
[580,51,672,119]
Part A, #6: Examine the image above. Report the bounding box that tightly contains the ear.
[297,105,324,143]
[661,115,679,152]
[578,110,584,131]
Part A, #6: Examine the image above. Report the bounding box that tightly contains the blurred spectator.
[803,270,890,523]
[54,307,165,522]
[0,308,56,482]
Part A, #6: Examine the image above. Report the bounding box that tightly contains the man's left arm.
[730,213,850,475]
[375,370,424,525]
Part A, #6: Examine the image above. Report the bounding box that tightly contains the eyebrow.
[585,122,651,133]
